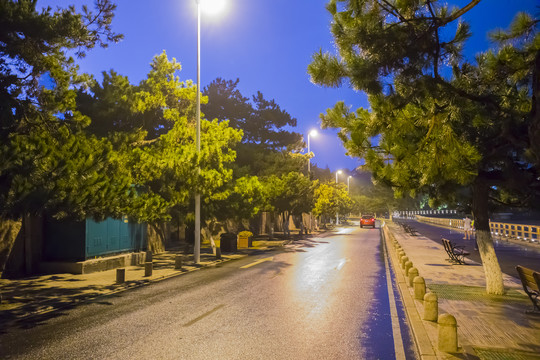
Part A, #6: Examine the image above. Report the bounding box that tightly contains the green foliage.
[202,78,306,178]
[0,0,243,224]
[0,0,126,219]
[0,0,123,141]
[79,52,199,139]
[204,175,266,223]
[263,172,318,217]
[75,53,243,222]
[313,182,352,220]
[309,0,540,216]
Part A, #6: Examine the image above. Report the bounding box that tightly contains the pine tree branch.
[488,194,530,208]
[441,0,482,26]
[434,77,501,110]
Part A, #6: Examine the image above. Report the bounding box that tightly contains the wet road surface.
[0,226,417,359]
[399,219,540,276]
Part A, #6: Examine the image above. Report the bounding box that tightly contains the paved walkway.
[385,222,540,360]
[0,239,288,324]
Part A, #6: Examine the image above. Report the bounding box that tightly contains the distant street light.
[347,175,352,194]
[336,170,342,225]
[193,0,226,264]
[307,129,318,175]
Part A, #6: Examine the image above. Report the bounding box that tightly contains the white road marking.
[382,236,407,360]
[240,257,274,269]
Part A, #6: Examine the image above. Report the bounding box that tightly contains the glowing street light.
[193,0,226,264]
[347,175,352,193]
[307,129,318,175]
[199,0,226,15]
[335,169,342,184]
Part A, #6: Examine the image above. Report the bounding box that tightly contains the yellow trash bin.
[237,231,252,249]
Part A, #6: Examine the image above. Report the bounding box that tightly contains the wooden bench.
[441,238,469,265]
[516,265,540,313]
[402,224,419,236]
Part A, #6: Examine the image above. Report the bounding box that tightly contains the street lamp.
[335,170,342,225]
[194,0,226,264]
[335,169,342,184]
[307,129,318,175]
[347,175,352,194]
[306,129,318,233]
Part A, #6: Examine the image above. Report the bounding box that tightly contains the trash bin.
[220,233,237,253]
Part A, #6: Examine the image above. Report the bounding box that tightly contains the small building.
[39,216,148,275]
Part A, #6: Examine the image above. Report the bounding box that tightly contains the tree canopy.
[0,0,124,219]
[202,78,306,178]
[309,0,540,294]
[0,0,243,224]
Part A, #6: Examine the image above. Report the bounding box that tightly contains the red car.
[360,215,376,228]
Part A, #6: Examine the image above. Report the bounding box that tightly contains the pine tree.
[309,0,540,294]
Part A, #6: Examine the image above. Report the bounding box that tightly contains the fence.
[415,215,539,244]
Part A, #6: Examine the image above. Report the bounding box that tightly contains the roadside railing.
[415,215,465,230]
[489,221,539,243]
[415,215,539,244]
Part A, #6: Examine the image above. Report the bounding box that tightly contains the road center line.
[183,304,225,327]
[240,257,274,269]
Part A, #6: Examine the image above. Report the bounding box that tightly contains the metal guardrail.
[415,215,539,244]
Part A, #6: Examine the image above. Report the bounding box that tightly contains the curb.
[382,224,445,360]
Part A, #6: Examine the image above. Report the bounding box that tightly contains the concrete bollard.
[216,247,222,260]
[175,255,183,270]
[400,256,409,269]
[408,267,419,287]
[438,313,458,353]
[145,250,153,262]
[404,261,413,277]
[413,276,426,300]
[116,268,126,284]
[424,292,438,322]
[144,262,153,277]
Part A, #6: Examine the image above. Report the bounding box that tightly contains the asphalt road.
[0,226,416,360]
[399,219,540,276]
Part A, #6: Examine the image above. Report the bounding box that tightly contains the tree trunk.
[472,179,505,295]
[529,49,540,167]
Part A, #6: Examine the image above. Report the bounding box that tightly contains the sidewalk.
[384,222,540,360]
[0,238,289,324]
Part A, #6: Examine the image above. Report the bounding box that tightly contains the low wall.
[39,251,147,275]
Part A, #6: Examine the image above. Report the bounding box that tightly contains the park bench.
[441,238,469,265]
[402,224,419,236]
[516,265,540,313]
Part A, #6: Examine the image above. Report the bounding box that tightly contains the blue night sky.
[38,0,539,173]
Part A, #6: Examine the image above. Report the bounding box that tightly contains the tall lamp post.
[194,0,226,263]
[306,129,318,232]
[307,129,318,176]
[347,175,352,194]
[335,170,342,225]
